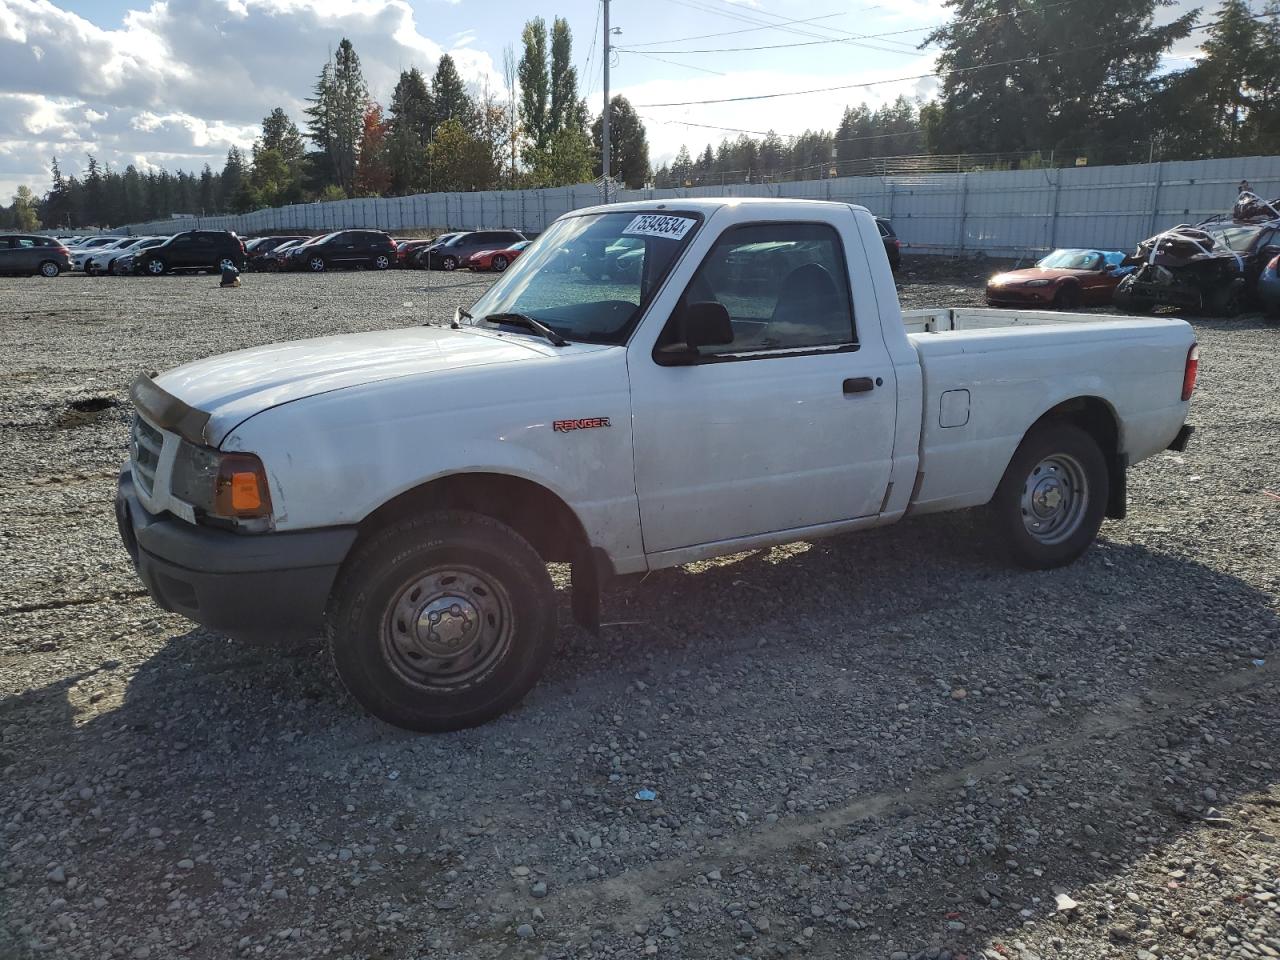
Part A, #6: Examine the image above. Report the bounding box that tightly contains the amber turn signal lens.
[214,453,272,519]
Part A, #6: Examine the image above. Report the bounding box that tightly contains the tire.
[308,255,327,273]
[990,422,1109,570]
[218,257,237,273]
[1052,284,1081,310]
[373,254,391,270]
[145,258,167,276]
[1208,278,1246,318]
[327,510,558,732]
[39,260,61,278]
[491,254,509,273]
[441,256,458,272]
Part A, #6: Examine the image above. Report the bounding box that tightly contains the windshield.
[1209,224,1264,252]
[1037,249,1105,270]
[465,210,701,345]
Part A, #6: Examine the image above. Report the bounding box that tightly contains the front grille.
[131,415,164,495]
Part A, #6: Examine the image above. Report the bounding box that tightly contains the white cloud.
[0,0,502,197]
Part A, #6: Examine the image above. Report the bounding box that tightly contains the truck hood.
[156,325,572,446]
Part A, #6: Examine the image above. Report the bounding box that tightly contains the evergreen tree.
[549,18,579,136]
[387,67,435,193]
[305,39,368,195]
[591,96,651,188]
[431,55,474,129]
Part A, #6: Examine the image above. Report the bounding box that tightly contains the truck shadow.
[3,509,1276,959]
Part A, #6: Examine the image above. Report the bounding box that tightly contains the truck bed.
[902,306,1159,334]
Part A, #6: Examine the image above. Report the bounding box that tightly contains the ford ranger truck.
[116,198,1197,732]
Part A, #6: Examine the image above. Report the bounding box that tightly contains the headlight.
[171,441,273,527]
[1022,279,1052,287]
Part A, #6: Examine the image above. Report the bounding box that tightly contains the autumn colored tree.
[355,104,392,196]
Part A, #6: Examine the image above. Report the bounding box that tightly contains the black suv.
[424,230,527,271]
[876,218,902,271]
[283,230,396,272]
[136,230,246,276]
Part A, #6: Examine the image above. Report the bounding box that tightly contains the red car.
[985,249,1130,309]
[464,240,532,272]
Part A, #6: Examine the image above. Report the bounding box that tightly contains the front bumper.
[985,286,1054,306]
[115,471,357,642]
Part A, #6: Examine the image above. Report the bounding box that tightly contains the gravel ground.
[1,260,1277,960]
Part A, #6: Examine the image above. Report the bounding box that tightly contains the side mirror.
[655,301,733,365]
[684,301,734,348]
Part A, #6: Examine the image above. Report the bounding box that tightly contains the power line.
[652,0,919,52]
[582,0,603,100]
[619,13,850,49]
[635,11,1259,109]
[688,0,922,52]
[626,50,729,76]
[615,0,1086,55]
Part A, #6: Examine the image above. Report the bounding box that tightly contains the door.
[0,237,16,273]
[13,237,41,272]
[329,232,357,264]
[165,234,193,267]
[629,221,898,555]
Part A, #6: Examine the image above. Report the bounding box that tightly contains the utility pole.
[602,0,611,199]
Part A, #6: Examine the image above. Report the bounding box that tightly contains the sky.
[0,0,1206,200]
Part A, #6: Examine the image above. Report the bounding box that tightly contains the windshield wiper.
[481,312,569,347]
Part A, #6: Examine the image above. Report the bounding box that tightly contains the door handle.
[843,377,876,394]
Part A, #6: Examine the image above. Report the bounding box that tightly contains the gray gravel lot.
[1,262,1277,960]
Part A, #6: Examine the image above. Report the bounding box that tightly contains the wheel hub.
[414,595,480,656]
[1020,454,1087,544]
[1031,476,1065,517]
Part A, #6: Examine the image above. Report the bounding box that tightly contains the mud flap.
[571,548,604,635]
[1106,453,1128,520]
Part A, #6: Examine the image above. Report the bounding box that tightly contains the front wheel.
[491,254,509,272]
[145,258,167,276]
[39,261,61,278]
[1052,284,1081,310]
[990,422,1108,570]
[1208,278,1245,318]
[327,511,558,732]
[308,255,327,273]
[440,256,458,272]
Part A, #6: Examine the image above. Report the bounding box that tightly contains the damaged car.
[1113,193,1280,317]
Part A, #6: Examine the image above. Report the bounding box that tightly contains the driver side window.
[674,222,856,356]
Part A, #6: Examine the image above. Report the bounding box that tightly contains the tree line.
[3,0,1276,229]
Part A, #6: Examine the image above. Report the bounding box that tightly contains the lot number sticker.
[622,215,697,240]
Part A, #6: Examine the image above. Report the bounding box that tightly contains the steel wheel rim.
[380,565,514,691]
[1020,453,1088,544]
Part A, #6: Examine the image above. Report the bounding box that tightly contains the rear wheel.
[39,261,61,278]
[990,422,1108,570]
[491,254,510,272]
[218,257,237,273]
[373,254,391,270]
[328,511,557,732]
[1208,278,1245,318]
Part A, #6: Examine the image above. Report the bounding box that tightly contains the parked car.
[1260,254,1280,320]
[396,239,434,267]
[73,236,134,272]
[69,236,119,252]
[116,197,1197,732]
[280,230,396,272]
[267,238,308,270]
[409,232,464,269]
[464,240,532,272]
[0,234,72,277]
[245,236,308,271]
[85,236,161,275]
[986,249,1130,308]
[111,237,170,276]
[134,230,246,276]
[876,217,902,271]
[422,230,527,271]
[1114,202,1280,316]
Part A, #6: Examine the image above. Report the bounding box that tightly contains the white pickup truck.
[116,198,1198,731]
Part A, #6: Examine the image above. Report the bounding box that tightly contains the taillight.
[1181,343,1199,401]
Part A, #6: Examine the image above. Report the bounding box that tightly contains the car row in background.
[0,234,71,276]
